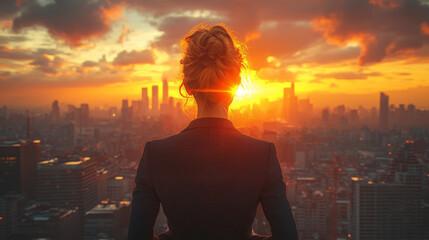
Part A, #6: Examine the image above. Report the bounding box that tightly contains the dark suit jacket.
[128,117,298,240]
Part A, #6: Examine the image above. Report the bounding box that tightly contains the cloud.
[0,1,21,20]
[0,46,33,60]
[113,49,154,66]
[257,67,296,82]
[0,71,10,80]
[118,22,131,44]
[315,71,382,80]
[0,34,27,44]
[12,0,122,46]
[30,54,65,74]
[312,0,429,65]
[151,15,224,53]
[246,21,322,69]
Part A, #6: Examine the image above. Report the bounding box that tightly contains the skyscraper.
[350,145,425,240]
[37,156,97,213]
[0,139,40,199]
[52,100,60,124]
[283,87,290,121]
[79,103,90,127]
[141,87,149,116]
[163,77,169,104]
[121,99,129,128]
[379,92,389,129]
[289,81,298,122]
[152,85,159,116]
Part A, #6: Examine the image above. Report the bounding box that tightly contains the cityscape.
[1,78,428,240]
[1,0,429,239]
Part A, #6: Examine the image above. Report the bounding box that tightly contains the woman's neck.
[196,103,228,119]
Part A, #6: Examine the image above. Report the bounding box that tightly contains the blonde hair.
[179,23,246,111]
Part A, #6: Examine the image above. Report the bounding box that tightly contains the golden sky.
[1,0,429,109]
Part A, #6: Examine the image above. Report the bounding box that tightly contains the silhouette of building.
[121,99,130,129]
[107,176,132,201]
[10,203,81,240]
[84,200,131,240]
[152,85,159,116]
[26,113,33,140]
[283,87,290,121]
[322,108,330,124]
[79,104,90,128]
[0,140,40,199]
[36,156,97,213]
[160,78,170,115]
[52,100,60,124]
[0,194,26,240]
[379,92,389,129]
[141,87,149,116]
[163,77,168,105]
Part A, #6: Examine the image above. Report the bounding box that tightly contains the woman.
[128,24,298,240]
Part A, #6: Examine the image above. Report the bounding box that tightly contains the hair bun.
[180,24,245,104]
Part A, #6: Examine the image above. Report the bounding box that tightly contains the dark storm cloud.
[113,49,154,66]
[12,0,122,46]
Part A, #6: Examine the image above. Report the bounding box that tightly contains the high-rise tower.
[379,92,389,129]
[152,85,159,116]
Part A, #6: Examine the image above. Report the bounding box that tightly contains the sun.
[231,71,256,109]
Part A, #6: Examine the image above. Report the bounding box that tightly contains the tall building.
[350,144,425,240]
[283,87,290,121]
[163,77,169,104]
[79,103,90,127]
[107,176,132,201]
[84,200,131,240]
[283,82,298,122]
[0,140,40,199]
[289,81,298,122]
[37,156,97,213]
[152,85,159,116]
[379,92,389,129]
[26,113,33,140]
[141,87,149,116]
[121,99,129,129]
[52,100,60,124]
[0,194,26,240]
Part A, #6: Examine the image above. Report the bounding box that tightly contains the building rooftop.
[38,156,92,168]
[21,203,78,223]
[85,200,131,215]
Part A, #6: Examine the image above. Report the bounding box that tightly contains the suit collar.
[180,117,239,133]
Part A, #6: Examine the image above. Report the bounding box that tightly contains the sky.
[0,0,429,110]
